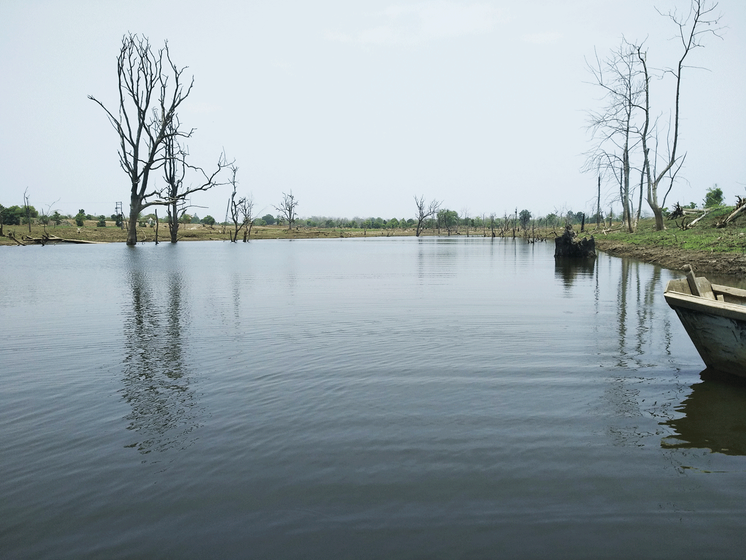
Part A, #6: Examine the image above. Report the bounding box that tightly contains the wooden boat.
[664,266,746,377]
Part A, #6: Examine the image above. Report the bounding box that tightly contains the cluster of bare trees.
[585,0,722,232]
[91,33,308,245]
[93,4,723,247]
[90,34,234,245]
[226,164,255,242]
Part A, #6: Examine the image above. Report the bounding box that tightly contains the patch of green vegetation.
[597,206,746,254]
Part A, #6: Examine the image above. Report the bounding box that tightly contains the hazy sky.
[1,0,744,221]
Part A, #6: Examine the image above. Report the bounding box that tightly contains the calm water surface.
[1,238,745,559]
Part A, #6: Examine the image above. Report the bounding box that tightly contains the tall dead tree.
[637,0,722,231]
[413,195,441,237]
[89,33,194,245]
[23,188,31,233]
[585,0,721,232]
[596,174,602,228]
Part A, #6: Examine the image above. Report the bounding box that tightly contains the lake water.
[2,237,746,559]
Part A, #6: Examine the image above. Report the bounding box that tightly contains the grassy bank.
[591,205,746,277]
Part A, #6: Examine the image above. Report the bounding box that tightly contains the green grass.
[594,205,746,254]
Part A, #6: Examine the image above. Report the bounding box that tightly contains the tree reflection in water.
[121,266,203,456]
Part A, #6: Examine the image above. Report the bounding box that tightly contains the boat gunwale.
[664,285,746,322]
[711,283,746,300]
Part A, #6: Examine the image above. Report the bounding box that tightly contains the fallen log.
[22,235,104,245]
[716,197,746,228]
[7,232,26,246]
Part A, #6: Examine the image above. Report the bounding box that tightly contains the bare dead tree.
[596,174,602,228]
[227,165,255,242]
[89,33,195,245]
[23,188,31,233]
[238,195,255,242]
[160,123,230,243]
[274,191,298,231]
[227,165,242,242]
[513,208,518,239]
[414,195,441,237]
[585,1,721,232]
[584,41,645,233]
[39,198,61,235]
[162,125,188,243]
[637,0,722,231]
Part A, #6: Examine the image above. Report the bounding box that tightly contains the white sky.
[1,0,744,221]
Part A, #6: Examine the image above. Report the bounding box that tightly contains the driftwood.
[716,197,746,228]
[554,225,596,258]
[669,202,686,220]
[675,209,709,230]
[20,234,102,245]
[596,226,624,236]
[7,232,26,245]
[670,202,710,230]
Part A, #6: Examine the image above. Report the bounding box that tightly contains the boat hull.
[665,285,746,377]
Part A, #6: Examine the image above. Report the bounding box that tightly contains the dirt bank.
[595,239,746,277]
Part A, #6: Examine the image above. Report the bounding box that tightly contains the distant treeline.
[139,209,596,231]
[1,203,612,231]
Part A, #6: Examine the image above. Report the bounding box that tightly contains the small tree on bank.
[437,209,459,235]
[519,209,532,230]
[704,185,723,208]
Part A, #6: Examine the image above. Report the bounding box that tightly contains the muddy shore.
[595,239,746,278]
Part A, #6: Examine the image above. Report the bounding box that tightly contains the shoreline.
[4,225,745,278]
[594,238,746,278]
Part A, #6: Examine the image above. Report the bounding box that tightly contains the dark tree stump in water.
[554,225,596,258]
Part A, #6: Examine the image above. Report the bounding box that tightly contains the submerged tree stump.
[554,225,596,258]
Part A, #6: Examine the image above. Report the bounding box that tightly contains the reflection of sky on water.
[3,239,746,559]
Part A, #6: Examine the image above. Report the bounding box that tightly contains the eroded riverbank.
[595,238,746,277]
